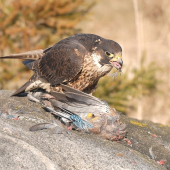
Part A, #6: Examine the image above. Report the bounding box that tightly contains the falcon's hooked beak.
[109,54,123,71]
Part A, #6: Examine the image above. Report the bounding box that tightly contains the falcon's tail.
[0,47,52,60]
[0,49,44,60]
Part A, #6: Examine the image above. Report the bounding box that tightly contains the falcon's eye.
[105,51,114,57]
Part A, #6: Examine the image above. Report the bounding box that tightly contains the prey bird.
[29,85,126,141]
[0,33,123,96]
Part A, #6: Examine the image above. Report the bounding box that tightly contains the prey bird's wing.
[51,90,103,106]
[65,92,100,105]
[50,85,107,114]
[50,98,102,116]
[61,84,103,104]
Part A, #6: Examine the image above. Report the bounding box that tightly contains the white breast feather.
[91,53,102,68]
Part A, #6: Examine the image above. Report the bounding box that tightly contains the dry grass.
[0,0,95,90]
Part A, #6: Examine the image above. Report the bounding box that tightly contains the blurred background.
[0,0,170,125]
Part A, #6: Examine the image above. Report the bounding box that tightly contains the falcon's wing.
[33,40,86,85]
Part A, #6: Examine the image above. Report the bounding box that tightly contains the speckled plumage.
[1,33,123,95]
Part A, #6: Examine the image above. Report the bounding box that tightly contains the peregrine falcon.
[1,33,123,95]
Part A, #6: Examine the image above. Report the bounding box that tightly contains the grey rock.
[0,90,168,170]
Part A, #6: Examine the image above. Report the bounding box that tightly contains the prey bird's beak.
[109,54,123,70]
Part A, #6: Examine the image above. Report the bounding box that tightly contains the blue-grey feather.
[70,114,93,130]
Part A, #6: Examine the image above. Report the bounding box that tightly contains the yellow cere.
[110,54,122,61]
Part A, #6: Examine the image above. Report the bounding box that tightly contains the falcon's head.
[91,38,123,71]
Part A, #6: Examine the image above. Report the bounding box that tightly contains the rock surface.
[0,90,169,170]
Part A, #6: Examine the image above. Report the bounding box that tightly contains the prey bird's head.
[91,38,123,71]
